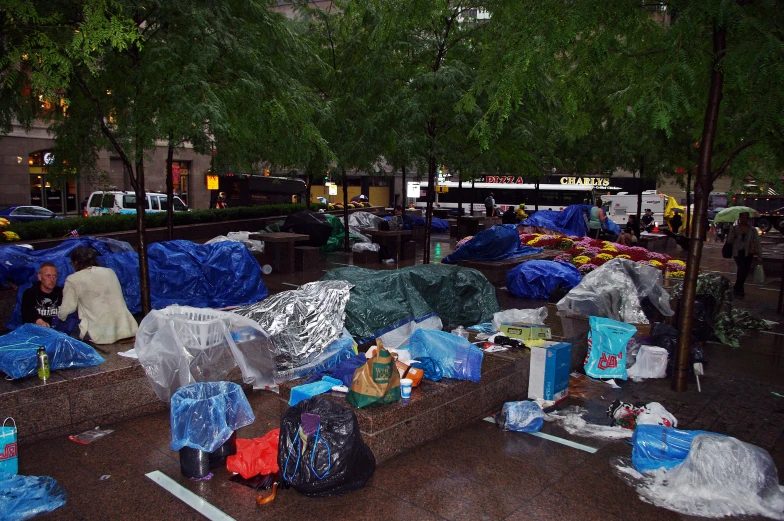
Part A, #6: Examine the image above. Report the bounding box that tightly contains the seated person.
[57,246,138,344]
[641,209,655,232]
[617,215,641,245]
[515,203,528,221]
[389,205,405,231]
[21,262,62,328]
[501,206,518,224]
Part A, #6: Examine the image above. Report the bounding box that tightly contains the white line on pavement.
[482,417,597,453]
[145,471,237,521]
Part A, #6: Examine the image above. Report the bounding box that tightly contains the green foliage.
[7,204,322,240]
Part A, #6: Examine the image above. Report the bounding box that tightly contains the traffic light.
[324,171,330,181]
[437,166,443,175]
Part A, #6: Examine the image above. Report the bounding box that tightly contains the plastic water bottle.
[37,346,50,381]
[451,326,469,339]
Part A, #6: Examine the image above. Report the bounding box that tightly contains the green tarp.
[320,264,500,342]
[320,214,364,253]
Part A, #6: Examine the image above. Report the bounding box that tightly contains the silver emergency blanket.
[205,231,264,253]
[556,258,674,324]
[232,280,352,381]
[135,305,277,401]
[340,211,385,243]
[614,434,784,519]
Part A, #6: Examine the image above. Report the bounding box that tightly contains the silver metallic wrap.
[340,211,385,242]
[232,280,353,378]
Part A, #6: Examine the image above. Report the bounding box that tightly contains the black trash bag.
[675,294,716,342]
[650,323,707,375]
[279,396,375,497]
[283,210,333,247]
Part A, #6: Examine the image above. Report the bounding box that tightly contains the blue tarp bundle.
[0,324,104,379]
[519,204,621,237]
[3,239,269,329]
[407,216,450,232]
[0,472,67,521]
[505,260,582,300]
[632,425,719,473]
[442,225,542,264]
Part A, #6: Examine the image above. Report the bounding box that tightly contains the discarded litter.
[0,472,66,521]
[99,475,111,481]
[547,406,632,440]
[495,401,545,433]
[608,401,677,430]
[69,427,114,445]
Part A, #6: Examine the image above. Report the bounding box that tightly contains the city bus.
[418,180,599,213]
[218,175,307,206]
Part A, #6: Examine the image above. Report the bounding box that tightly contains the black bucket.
[179,432,238,478]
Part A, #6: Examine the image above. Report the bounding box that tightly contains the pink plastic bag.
[226,429,280,479]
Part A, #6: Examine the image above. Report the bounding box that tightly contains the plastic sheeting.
[232,281,352,380]
[0,324,104,379]
[547,406,633,440]
[406,329,484,382]
[442,225,542,264]
[492,308,548,330]
[135,305,277,401]
[496,401,545,432]
[519,204,622,237]
[169,382,255,453]
[506,260,582,300]
[0,472,66,521]
[205,231,264,253]
[320,264,500,344]
[631,425,708,473]
[5,240,269,329]
[556,258,674,324]
[619,433,784,519]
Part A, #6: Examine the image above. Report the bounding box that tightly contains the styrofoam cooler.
[0,417,18,476]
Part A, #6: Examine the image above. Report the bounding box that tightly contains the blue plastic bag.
[632,424,719,473]
[406,329,483,382]
[0,472,66,521]
[497,401,544,432]
[584,316,636,380]
[506,260,582,300]
[170,382,255,453]
[0,324,104,379]
[411,357,443,382]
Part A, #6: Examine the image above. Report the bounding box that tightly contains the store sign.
[43,152,54,165]
[206,174,219,190]
[328,184,338,196]
[482,176,524,184]
[559,177,610,186]
[407,182,421,198]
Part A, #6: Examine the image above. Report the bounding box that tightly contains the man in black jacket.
[21,262,62,327]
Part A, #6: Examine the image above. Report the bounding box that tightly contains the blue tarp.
[4,240,269,329]
[0,472,67,521]
[406,216,449,232]
[506,260,582,300]
[442,225,542,264]
[0,324,104,379]
[519,204,621,237]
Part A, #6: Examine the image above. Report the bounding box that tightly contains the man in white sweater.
[57,246,138,344]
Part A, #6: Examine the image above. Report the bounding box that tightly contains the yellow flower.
[0,217,9,228]
[3,231,20,242]
[650,259,663,267]
[596,253,614,260]
[572,256,591,265]
[670,260,686,267]
[615,254,631,259]
[671,270,685,278]
[576,245,585,250]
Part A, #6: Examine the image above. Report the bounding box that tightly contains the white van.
[603,190,668,226]
[86,191,188,217]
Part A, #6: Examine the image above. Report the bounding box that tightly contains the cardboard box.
[528,341,572,403]
[500,323,552,342]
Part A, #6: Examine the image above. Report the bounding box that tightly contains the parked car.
[0,205,63,222]
[85,191,189,217]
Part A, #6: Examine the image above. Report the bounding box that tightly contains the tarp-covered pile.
[320,264,500,346]
[2,239,269,329]
[443,225,542,264]
[519,204,621,237]
[557,258,674,323]
[506,260,582,300]
[232,280,354,381]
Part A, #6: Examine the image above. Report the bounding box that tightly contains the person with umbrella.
[723,209,763,297]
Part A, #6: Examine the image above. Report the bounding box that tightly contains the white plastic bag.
[627,345,668,381]
[754,264,765,284]
[492,307,548,331]
[636,402,677,428]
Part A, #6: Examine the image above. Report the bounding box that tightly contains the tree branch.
[711,139,758,181]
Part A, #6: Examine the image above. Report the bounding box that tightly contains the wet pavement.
[16,232,784,521]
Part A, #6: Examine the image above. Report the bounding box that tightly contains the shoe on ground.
[382,258,396,264]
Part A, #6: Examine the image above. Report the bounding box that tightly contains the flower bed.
[519,233,686,278]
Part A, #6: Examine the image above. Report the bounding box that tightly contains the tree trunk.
[471,177,475,215]
[424,153,436,264]
[133,155,152,315]
[401,166,407,216]
[305,173,312,210]
[342,167,350,253]
[673,26,726,392]
[166,143,174,241]
[457,172,463,239]
[637,158,644,223]
[686,169,692,235]
[534,182,540,211]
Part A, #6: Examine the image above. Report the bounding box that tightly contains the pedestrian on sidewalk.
[726,212,762,297]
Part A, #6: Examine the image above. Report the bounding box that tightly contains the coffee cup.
[400,378,413,399]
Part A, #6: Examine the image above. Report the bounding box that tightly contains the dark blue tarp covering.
[0,324,104,379]
[406,216,449,232]
[442,225,542,264]
[0,472,67,521]
[506,260,582,300]
[3,239,268,330]
[520,204,621,237]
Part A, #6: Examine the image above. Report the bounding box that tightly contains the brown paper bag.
[347,340,401,408]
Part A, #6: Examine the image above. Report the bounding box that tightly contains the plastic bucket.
[0,417,18,476]
[179,432,237,478]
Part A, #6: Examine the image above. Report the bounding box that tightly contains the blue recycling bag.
[0,324,104,379]
[632,425,720,473]
[170,382,255,453]
[584,316,636,380]
[498,401,545,433]
[406,329,483,382]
